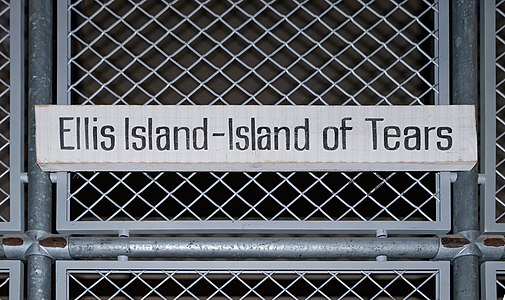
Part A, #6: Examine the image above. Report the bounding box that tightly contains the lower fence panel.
[0,261,23,300]
[57,261,450,299]
[481,261,505,299]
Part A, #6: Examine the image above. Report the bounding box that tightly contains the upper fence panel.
[0,1,10,227]
[0,0,23,233]
[57,0,450,234]
[482,0,505,233]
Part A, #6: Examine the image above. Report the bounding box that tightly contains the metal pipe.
[27,0,53,237]
[27,256,51,300]
[68,237,440,259]
[27,0,53,299]
[451,0,479,299]
[0,239,5,258]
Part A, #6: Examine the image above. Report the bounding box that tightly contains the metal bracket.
[375,229,388,262]
[435,234,469,261]
[478,174,486,185]
[2,231,71,260]
[117,230,129,261]
[476,235,505,261]
[450,172,458,183]
[435,232,505,261]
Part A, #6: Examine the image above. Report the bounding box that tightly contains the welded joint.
[435,233,479,261]
[435,232,505,261]
[476,235,505,261]
[2,231,71,260]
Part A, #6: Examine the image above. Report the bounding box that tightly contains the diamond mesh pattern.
[496,0,505,223]
[65,1,442,226]
[0,272,10,299]
[497,273,505,299]
[70,171,438,222]
[67,268,438,299]
[0,0,10,223]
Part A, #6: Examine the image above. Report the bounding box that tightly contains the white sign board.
[35,105,477,172]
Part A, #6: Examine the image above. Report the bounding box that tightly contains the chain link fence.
[0,262,23,300]
[2,0,500,298]
[496,0,505,226]
[482,262,505,299]
[57,261,449,299]
[0,0,10,225]
[57,0,450,234]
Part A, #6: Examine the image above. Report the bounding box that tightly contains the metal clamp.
[2,231,71,260]
[117,230,129,261]
[375,229,388,262]
[476,235,505,261]
[435,232,481,261]
[434,232,505,261]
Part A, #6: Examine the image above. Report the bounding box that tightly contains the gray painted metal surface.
[6,0,25,234]
[55,0,452,235]
[481,262,505,299]
[56,261,451,300]
[4,0,505,298]
[0,261,24,300]
[481,0,498,234]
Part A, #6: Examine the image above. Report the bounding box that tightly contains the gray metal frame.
[55,0,452,235]
[482,0,505,234]
[481,262,505,299]
[56,260,450,300]
[5,0,24,233]
[0,0,486,298]
[0,261,24,300]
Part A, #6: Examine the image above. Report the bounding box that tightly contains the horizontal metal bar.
[68,237,440,259]
[0,234,502,261]
[57,220,451,235]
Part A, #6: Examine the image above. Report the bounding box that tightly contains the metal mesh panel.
[0,262,23,300]
[497,273,505,299]
[61,262,445,299]
[0,0,10,223]
[496,0,505,223]
[68,0,438,106]
[68,270,437,299]
[483,263,505,299]
[0,272,9,299]
[63,1,443,229]
[69,171,438,222]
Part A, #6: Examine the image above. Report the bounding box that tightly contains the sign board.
[35,105,477,172]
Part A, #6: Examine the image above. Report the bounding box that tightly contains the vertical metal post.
[452,0,479,299]
[27,0,53,299]
[481,0,498,233]
[9,0,26,233]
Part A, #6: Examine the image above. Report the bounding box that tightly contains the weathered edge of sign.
[36,161,476,172]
